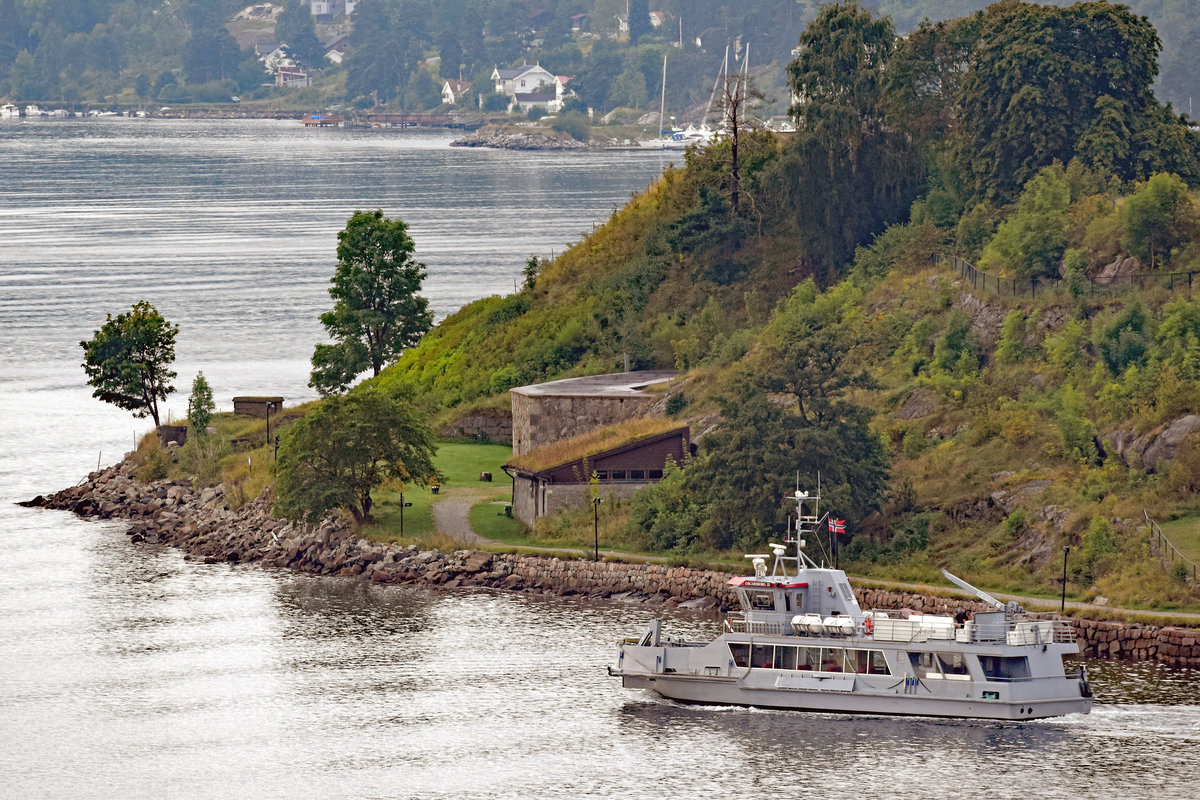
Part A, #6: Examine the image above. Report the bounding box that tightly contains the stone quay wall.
[31,462,1200,669]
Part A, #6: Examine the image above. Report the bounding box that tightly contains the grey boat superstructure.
[611,489,1093,720]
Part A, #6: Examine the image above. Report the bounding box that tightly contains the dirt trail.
[430,487,497,545]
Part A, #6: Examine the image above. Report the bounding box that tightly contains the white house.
[441,80,471,105]
[490,64,570,113]
[310,0,355,20]
[257,42,295,74]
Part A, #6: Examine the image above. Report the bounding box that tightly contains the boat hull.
[621,673,1091,720]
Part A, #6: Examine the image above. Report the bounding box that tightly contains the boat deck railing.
[725,614,784,636]
[727,612,1076,645]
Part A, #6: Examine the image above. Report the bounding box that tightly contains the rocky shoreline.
[450,127,600,151]
[27,460,1200,668]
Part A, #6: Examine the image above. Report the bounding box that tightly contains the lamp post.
[400,492,413,535]
[1061,545,1070,611]
[593,496,602,562]
[265,401,276,448]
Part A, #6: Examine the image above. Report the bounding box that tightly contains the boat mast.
[702,45,729,125]
[658,54,667,136]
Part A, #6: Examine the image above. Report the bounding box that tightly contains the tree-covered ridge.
[368,2,1200,607]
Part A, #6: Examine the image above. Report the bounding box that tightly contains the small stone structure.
[232,396,284,418]
[156,424,188,446]
[439,406,513,442]
[509,371,676,456]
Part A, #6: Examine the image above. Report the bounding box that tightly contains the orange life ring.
[863,618,874,635]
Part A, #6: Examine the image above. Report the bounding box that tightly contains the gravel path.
[430,487,497,545]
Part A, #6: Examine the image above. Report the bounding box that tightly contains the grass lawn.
[362,441,513,546]
[1158,517,1200,564]
[469,501,535,546]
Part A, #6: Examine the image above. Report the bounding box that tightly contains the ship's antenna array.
[786,478,826,572]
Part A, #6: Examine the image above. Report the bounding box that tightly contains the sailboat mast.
[703,45,728,124]
[659,54,667,135]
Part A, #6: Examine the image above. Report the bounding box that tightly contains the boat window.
[799,646,821,671]
[821,648,846,673]
[937,652,969,676]
[908,651,938,678]
[851,649,891,675]
[783,592,792,612]
[751,644,774,668]
[791,591,805,612]
[777,645,798,670]
[980,655,1030,680]
[729,643,750,668]
[746,590,775,611]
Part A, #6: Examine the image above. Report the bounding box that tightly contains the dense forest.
[4,0,1200,120]
[358,0,1200,607]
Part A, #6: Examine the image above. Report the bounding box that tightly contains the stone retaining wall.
[31,462,1200,668]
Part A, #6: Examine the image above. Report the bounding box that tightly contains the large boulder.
[1141,415,1200,472]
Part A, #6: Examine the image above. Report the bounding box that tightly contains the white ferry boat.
[611,489,1093,720]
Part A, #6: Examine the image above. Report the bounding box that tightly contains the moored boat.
[0,103,19,119]
[611,488,1093,720]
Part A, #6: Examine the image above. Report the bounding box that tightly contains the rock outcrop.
[1104,414,1200,472]
[451,128,589,150]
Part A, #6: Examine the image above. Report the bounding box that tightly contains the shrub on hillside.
[551,112,590,141]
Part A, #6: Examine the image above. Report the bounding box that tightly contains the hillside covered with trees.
[364,0,1200,609]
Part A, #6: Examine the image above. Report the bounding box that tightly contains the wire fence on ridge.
[934,254,1199,299]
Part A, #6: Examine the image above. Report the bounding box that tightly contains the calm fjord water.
[0,119,1196,799]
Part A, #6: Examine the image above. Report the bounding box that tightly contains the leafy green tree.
[1098,301,1152,375]
[1121,172,1199,270]
[628,0,652,42]
[187,372,215,434]
[693,374,888,549]
[1057,383,1098,464]
[1157,299,1200,375]
[789,1,894,173]
[346,0,403,102]
[610,62,649,108]
[80,301,179,427]
[310,210,433,395]
[522,255,541,290]
[755,279,872,424]
[883,14,982,145]
[784,2,923,280]
[979,164,1071,279]
[183,20,243,85]
[275,0,325,69]
[275,383,437,525]
[956,1,1178,203]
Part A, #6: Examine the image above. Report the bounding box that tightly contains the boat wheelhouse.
[611,489,1092,720]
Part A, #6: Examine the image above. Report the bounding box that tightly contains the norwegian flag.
[828,518,846,534]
